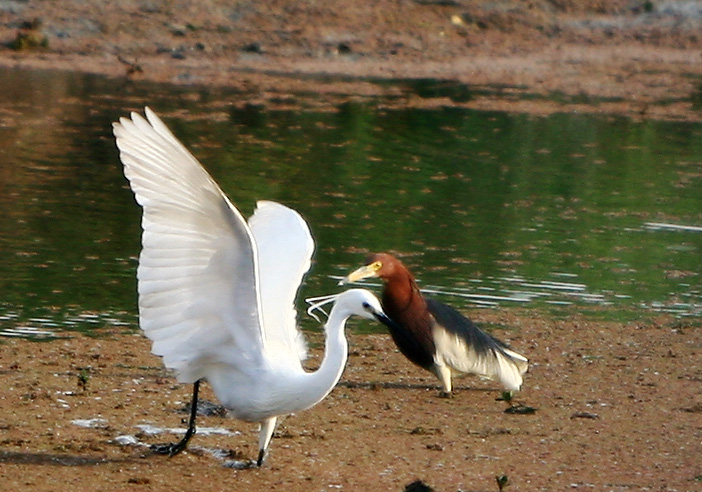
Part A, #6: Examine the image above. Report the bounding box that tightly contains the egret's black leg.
[151,380,200,456]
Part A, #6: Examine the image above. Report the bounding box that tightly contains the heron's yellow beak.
[339,261,382,285]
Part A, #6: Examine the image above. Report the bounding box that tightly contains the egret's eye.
[362,301,371,310]
[370,261,382,271]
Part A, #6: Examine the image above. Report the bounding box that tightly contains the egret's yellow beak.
[339,261,382,285]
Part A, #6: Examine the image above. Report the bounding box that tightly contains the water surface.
[1,68,700,338]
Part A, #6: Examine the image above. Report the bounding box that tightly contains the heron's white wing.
[113,107,265,382]
[247,200,314,362]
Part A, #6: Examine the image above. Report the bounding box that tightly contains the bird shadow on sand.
[337,381,494,392]
[0,449,133,467]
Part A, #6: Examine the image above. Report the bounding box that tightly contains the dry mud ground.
[0,1,701,491]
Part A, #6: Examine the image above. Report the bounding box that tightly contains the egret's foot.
[438,390,454,399]
[256,448,267,467]
[150,441,188,457]
[223,459,257,470]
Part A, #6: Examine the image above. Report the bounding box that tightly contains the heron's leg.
[432,364,453,398]
[256,416,278,467]
[151,380,200,456]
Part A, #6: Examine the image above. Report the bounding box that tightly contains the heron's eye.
[370,261,382,271]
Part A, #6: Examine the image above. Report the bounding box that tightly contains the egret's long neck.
[301,308,349,408]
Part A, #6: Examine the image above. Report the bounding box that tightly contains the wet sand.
[0,310,700,491]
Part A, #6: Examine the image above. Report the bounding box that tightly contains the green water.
[0,68,700,338]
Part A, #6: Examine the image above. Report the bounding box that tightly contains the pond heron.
[342,253,528,397]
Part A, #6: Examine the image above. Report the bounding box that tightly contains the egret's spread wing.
[113,107,265,382]
[248,201,314,362]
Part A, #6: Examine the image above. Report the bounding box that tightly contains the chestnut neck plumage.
[378,259,436,369]
[381,266,425,319]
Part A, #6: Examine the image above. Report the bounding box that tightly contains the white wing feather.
[113,107,266,383]
[433,327,528,391]
[248,201,314,362]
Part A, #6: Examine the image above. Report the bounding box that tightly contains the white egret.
[113,108,395,466]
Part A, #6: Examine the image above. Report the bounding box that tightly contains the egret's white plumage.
[113,107,391,466]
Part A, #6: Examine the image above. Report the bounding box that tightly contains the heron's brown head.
[341,253,407,284]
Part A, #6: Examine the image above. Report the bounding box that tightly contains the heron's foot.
[150,440,188,457]
[496,390,514,405]
[438,390,454,399]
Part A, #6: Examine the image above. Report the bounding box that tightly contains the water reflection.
[0,67,700,337]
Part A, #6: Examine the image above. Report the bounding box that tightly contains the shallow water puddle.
[134,424,240,437]
[71,418,109,429]
[70,417,246,464]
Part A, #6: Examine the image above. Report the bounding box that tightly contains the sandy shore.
[0,310,700,491]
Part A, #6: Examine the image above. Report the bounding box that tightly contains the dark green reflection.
[0,68,700,337]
